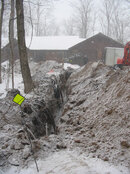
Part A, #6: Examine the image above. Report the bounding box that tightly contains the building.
[68,33,124,65]
[26,36,85,62]
[1,36,85,63]
[1,33,124,66]
[1,38,19,62]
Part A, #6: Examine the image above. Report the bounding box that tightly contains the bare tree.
[91,12,97,36]
[33,0,52,36]
[1,1,10,38]
[0,0,4,83]
[23,0,54,36]
[100,0,130,43]
[35,0,42,36]
[71,0,93,38]
[111,12,124,43]
[16,0,33,93]
[100,0,119,37]
[9,0,15,89]
[39,10,50,36]
[63,18,76,36]
[47,18,60,36]
[26,0,34,47]
[112,0,130,43]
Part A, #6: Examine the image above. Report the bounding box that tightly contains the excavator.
[116,41,130,67]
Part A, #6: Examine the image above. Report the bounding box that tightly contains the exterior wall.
[29,50,46,62]
[2,42,67,64]
[29,50,67,63]
[68,33,124,65]
[1,39,20,62]
[64,54,88,66]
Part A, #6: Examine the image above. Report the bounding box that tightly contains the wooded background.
[1,0,130,43]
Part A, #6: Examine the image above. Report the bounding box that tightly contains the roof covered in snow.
[26,36,85,50]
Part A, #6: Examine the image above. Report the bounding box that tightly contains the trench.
[21,69,71,138]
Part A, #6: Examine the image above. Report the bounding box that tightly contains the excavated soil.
[0,61,130,173]
[0,61,70,171]
[59,62,130,168]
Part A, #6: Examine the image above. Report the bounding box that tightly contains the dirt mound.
[59,62,130,167]
[0,60,69,170]
[0,60,130,173]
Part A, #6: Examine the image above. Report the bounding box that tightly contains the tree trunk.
[0,0,4,83]
[9,0,15,89]
[16,0,33,93]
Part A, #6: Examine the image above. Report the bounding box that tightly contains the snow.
[63,63,80,70]
[45,63,80,77]
[4,150,129,174]
[0,71,24,99]
[0,61,25,99]
[46,71,61,76]
[1,60,9,69]
[26,36,85,50]
[2,36,85,50]
[1,38,8,48]
[0,60,80,99]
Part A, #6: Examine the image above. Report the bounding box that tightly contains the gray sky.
[53,0,73,22]
[52,0,102,36]
[53,0,101,23]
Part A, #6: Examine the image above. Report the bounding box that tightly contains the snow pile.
[4,150,129,174]
[59,62,130,168]
[63,63,80,70]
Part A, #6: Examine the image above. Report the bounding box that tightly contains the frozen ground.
[3,150,129,174]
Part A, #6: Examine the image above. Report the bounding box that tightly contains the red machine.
[117,41,130,66]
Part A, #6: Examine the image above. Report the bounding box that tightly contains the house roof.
[69,32,124,49]
[26,36,85,50]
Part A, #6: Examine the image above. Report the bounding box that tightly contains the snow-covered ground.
[0,60,129,174]
[3,150,129,174]
[0,61,24,99]
[0,60,80,99]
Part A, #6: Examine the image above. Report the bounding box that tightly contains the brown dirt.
[59,62,130,167]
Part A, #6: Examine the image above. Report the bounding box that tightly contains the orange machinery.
[117,41,130,66]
